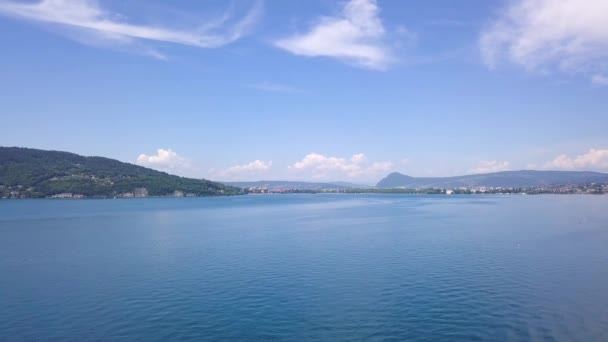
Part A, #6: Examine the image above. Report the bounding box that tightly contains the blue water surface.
[1,194,607,341]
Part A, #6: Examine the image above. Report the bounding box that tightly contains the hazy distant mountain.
[223,181,352,190]
[0,147,242,198]
[377,170,608,189]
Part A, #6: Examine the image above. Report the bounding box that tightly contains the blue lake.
[1,194,607,341]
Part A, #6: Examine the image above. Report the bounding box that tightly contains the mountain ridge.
[377,170,608,188]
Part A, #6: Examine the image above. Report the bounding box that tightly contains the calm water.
[1,194,607,341]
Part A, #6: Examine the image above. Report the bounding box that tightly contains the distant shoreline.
[2,191,606,200]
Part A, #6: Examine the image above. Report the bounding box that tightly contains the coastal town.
[230,183,608,195]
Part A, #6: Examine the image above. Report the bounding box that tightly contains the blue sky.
[1,0,607,183]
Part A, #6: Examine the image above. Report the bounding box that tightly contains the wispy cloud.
[0,0,262,56]
[368,161,393,172]
[136,148,192,174]
[480,0,608,84]
[243,82,305,94]
[212,160,273,180]
[275,0,405,70]
[537,149,608,170]
[469,160,511,174]
[591,74,608,86]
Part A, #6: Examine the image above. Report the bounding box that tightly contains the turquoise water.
[1,194,607,341]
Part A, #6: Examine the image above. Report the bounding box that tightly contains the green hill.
[0,147,243,198]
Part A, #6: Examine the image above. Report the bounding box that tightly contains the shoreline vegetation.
[2,147,607,199]
[2,185,607,199]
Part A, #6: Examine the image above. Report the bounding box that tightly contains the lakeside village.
[2,183,608,199]
[244,183,608,195]
[0,187,201,199]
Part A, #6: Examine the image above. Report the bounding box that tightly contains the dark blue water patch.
[1,194,607,341]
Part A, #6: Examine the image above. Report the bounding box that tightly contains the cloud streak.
[469,160,511,174]
[591,74,608,86]
[0,0,261,54]
[274,0,397,70]
[212,160,273,180]
[480,0,608,84]
[225,160,272,173]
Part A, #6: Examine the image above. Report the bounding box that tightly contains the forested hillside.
[0,147,243,198]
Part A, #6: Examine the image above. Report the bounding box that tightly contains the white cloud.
[274,0,400,70]
[540,148,608,170]
[290,153,365,177]
[480,0,608,84]
[0,0,261,55]
[350,153,367,164]
[469,160,511,174]
[289,152,392,180]
[136,148,191,174]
